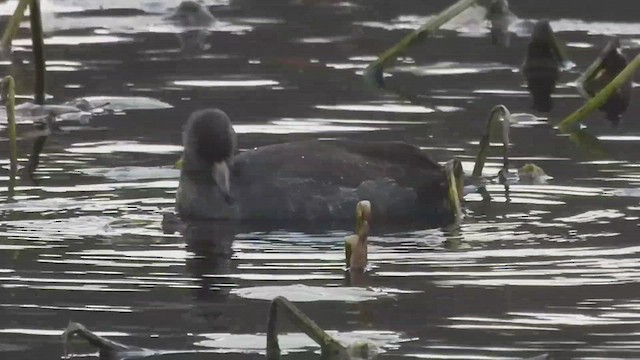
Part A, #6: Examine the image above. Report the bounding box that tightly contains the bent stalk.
[558,53,640,131]
[472,105,511,177]
[267,296,348,360]
[363,0,478,87]
[0,0,30,56]
[574,39,620,99]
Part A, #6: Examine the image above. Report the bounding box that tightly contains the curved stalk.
[472,105,511,177]
[267,296,348,360]
[558,53,640,131]
[0,0,30,56]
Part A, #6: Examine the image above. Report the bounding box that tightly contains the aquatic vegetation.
[2,76,17,199]
[472,105,511,178]
[63,322,156,360]
[0,0,48,178]
[344,200,371,270]
[0,0,30,57]
[558,51,640,131]
[575,38,632,126]
[364,0,515,87]
[521,20,564,112]
[267,296,378,360]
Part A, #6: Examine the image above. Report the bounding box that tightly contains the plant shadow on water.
[2,0,640,359]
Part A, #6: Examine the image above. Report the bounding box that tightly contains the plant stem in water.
[26,0,47,178]
[558,53,640,131]
[0,0,30,55]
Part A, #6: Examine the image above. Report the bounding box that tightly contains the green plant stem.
[445,159,463,223]
[26,0,47,178]
[2,76,17,174]
[558,53,640,131]
[267,296,348,360]
[363,0,478,86]
[472,105,511,177]
[0,0,30,55]
[30,0,45,105]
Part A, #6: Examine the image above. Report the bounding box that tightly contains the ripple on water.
[195,330,406,355]
[393,62,518,76]
[231,284,413,302]
[67,141,183,154]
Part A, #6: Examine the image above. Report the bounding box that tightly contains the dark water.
[1,0,640,359]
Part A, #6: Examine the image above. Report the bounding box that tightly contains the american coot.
[176,108,462,223]
[522,20,563,113]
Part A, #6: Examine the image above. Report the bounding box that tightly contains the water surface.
[1,0,640,359]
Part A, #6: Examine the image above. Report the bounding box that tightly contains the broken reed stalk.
[25,0,47,177]
[472,105,511,177]
[3,76,18,199]
[0,0,30,55]
[2,76,17,175]
[445,159,464,223]
[558,53,640,132]
[363,0,478,86]
[574,39,620,99]
[267,296,348,360]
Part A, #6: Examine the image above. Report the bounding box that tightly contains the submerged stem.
[0,0,30,56]
[363,0,478,87]
[472,105,511,177]
[558,53,640,131]
[267,296,348,360]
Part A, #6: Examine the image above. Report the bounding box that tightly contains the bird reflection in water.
[182,221,235,331]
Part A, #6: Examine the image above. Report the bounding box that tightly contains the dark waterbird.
[165,1,215,27]
[581,39,631,126]
[522,20,563,113]
[176,109,462,223]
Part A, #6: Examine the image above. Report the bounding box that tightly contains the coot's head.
[182,108,236,170]
[167,1,215,27]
